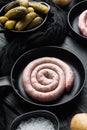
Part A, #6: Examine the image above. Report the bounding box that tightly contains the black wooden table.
[0,0,87,130]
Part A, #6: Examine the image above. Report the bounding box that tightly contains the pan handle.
[0,76,12,97]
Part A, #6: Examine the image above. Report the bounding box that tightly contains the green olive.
[5,20,16,29]
[27,7,34,13]
[0,16,8,24]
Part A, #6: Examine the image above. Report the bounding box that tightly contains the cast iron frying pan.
[10,46,85,107]
[68,0,87,40]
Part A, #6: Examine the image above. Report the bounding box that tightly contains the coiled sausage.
[22,57,74,102]
[78,10,87,37]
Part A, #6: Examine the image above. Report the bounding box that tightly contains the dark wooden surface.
[1,0,87,130]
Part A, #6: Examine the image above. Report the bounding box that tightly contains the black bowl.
[0,1,50,41]
[67,0,87,42]
[10,110,59,130]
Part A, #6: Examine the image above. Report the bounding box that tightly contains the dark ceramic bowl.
[10,110,59,130]
[0,1,50,40]
[67,0,87,41]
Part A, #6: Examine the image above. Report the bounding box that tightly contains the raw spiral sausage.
[78,10,87,37]
[22,57,74,102]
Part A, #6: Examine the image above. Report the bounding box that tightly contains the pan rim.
[11,46,86,107]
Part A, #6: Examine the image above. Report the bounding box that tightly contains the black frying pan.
[0,46,85,107]
[68,0,87,41]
